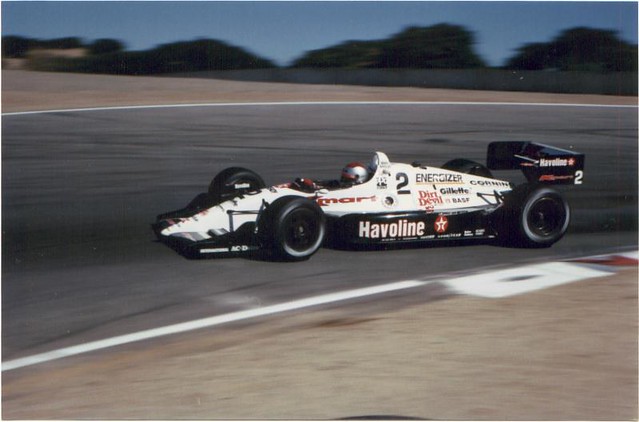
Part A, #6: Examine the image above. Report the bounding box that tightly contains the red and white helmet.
[341,162,369,184]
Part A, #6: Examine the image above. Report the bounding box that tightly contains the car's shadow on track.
[153,237,523,263]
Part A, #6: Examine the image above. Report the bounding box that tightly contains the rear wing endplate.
[487,141,584,185]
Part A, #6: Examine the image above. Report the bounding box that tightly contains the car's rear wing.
[487,141,584,185]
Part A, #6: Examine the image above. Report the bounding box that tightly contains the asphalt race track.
[2,102,637,368]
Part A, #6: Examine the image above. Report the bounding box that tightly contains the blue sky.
[2,1,637,66]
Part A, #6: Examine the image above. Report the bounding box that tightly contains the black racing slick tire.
[259,196,326,261]
[208,167,265,203]
[498,184,570,248]
[441,158,493,179]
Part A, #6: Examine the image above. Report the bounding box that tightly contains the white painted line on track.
[3,100,637,116]
[3,251,636,372]
[1,279,426,372]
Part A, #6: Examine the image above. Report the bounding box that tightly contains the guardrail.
[172,68,638,96]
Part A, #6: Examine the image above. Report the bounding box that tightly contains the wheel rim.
[527,197,565,238]
[284,209,321,254]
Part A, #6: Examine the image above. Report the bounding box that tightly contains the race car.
[153,141,584,261]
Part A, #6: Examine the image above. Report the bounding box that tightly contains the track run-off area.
[2,72,637,419]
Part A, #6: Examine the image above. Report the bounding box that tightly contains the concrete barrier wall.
[174,68,638,96]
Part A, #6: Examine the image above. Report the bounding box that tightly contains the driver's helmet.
[341,162,369,185]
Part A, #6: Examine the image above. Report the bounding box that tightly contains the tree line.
[3,36,274,74]
[3,24,637,74]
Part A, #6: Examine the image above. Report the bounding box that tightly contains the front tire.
[498,185,570,248]
[259,197,326,261]
[209,167,265,203]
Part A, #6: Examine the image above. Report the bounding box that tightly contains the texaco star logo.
[434,215,448,234]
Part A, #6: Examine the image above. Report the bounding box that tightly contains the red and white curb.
[568,251,639,267]
[2,250,636,372]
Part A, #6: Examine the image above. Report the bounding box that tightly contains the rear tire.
[498,184,570,248]
[259,197,326,261]
[442,158,493,178]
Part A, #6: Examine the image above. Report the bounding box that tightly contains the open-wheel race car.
[153,142,584,261]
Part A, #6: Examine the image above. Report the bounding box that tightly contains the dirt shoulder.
[2,69,636,113]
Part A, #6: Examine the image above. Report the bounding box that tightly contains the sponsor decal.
[201,248,229,254]
[439,187,470,195]
[201,245,250,254]
[539,157,575,167]
[470,180,511,187]
[316,195,376,207]
[450,197,470,204]
[538,174,574,182]
[358,219,426,239]
[417,191,443,210]
[376,176,388,190]
[230,245,250,252]
[437,232,462,239]
[234,183,251,189]
[416,173,462,184]
[434,215,449,234]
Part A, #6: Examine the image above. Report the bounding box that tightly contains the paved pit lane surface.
[2,100,637,419]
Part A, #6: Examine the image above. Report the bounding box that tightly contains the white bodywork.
[161,152,512,241]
